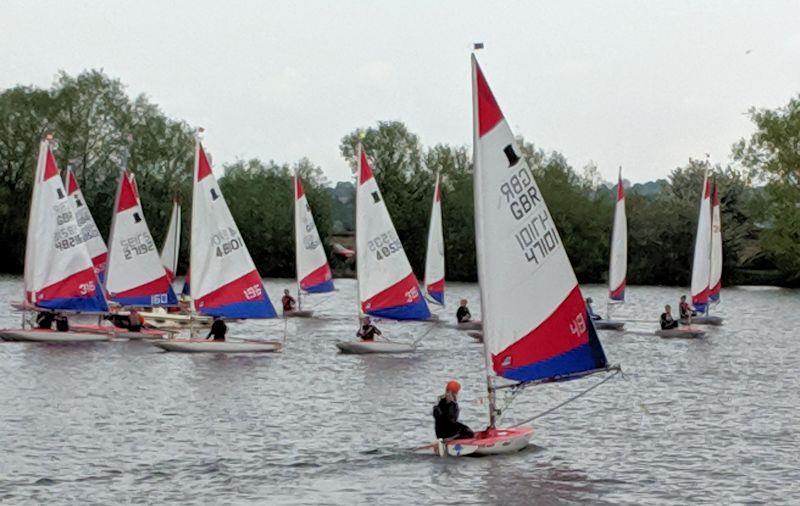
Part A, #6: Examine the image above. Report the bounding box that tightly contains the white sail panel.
[708,182,722,303]
[160,198,181,280]
[690,173,712,311]
[356,146,430,320]
[105,171,176,306]
[190,139,276,318]
[608,170,627,302]
[24,140,107,311]
[471,55,607,382]
[294,174,333,293]
[66,167,108,277]
[424,171,445,305]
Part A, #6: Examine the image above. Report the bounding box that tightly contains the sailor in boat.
[433,381,474,440]
[35,310,55,329]
[54,313,70,332]
[456,299,472,323]
[585,297,602,321]
[660,305,679,330]
[356,317,382,341]
[207,317,227,342]
[281,289,297,313]
[127,309,145,332]
[679,295,697,320]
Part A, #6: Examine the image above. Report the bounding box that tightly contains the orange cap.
[446,380,461,393]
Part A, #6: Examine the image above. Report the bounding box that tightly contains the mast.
[355,143,362,321]
[293,167,301,309]
[471,53,496,428]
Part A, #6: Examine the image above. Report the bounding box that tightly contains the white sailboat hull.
[336,340,415,354]
[655,328,706,339]
[151,339,282,353]
[0,329,109,342]
[414,427,534,457]
[456,320,482,331]
[284,309,314,318]
[679,316,723,326]
[594,319,625,331]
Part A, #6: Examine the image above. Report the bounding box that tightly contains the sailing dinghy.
[416,55,618,456]
[286,171,335,318]
[0,136,109,343]
[335,146,430,354]
[595,168,626,331]
[151,131,281,353]
[423,171,445,305]
[684,173,723,326]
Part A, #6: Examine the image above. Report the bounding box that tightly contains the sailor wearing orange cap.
[432,380,474,440]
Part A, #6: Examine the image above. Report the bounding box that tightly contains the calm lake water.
[0,276,798,505]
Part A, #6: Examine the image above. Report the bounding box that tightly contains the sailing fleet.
[0,53,728,456]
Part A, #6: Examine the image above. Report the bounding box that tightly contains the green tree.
[734,95,800,281]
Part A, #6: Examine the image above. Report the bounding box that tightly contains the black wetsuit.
[54,315,69,332]
[36,312,54,329]
[357,324,381,341]
[433,397,474,440]
[207,319,227,341]
[660,313,679,330]
[456,307,471,323]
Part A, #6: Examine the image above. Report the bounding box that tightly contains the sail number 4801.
[569,312,586,336]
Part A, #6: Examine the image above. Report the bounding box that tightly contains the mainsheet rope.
[499,368,623,427]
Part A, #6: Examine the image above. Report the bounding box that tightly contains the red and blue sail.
[356,147,430,320]
[472,55,609,384]
[190,139,276,319]
[294,176,335,293]
[105,171,177,307]
[24,140,108,312]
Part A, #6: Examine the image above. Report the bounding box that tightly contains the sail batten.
[356,146,430,320]
[294,173,334,294]
[190,139,276,318]
[471,55,608,383]
[424,171,445,305]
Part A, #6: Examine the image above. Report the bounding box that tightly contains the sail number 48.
[569,312,586,336]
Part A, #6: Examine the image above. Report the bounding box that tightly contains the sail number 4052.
[569,312,586,336]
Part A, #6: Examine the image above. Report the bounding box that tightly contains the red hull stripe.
[492,285,588,374]
[195,270,265,310]
[359,150,374,184]
[300,263,332,290]
[35,267,99,302]
[117,171,139,212]
[362,272,423,313]
[474,60,504,137]
[111,275,173,299]
[197,144,213,181]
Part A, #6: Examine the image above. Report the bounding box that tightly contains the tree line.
[1,70,797,286]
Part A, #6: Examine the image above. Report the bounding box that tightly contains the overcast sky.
[2,0,799,184]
